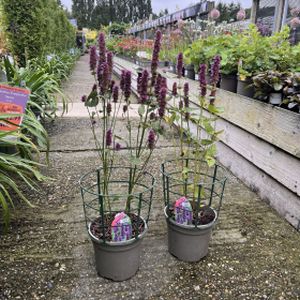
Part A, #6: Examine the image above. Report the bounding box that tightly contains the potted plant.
[219,34,239,93]
[236,25,271,98]
[282,72,300,113]
[252,71,288,105]
[163,55,227,262]
[80,31,166,281]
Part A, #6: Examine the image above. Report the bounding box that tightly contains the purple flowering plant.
[166,52,224,201]
[83,31,166,211]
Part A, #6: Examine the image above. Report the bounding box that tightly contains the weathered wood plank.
[217,142,300,229]
[185,107,300,196]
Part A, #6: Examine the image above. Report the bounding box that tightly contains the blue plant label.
[174,197,193,225]
[111,212,132,242]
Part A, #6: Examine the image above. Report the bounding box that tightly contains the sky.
[62,0,253,14]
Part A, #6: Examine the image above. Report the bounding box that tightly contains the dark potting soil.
[90,213,145,241]
[168,205,215,226]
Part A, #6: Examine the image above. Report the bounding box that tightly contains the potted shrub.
[252,71,288,105]
[236,25,271,98]
[219,34,239,93]
[163,56,227,261]
[80,31,166,281]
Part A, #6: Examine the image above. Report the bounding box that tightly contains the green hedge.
[1,0,75,66]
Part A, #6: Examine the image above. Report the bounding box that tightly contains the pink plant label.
[111,212,132,242]
[174,197,193,225]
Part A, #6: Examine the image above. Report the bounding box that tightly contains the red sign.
[0,84,30,131]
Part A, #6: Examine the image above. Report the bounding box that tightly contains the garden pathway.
[1,54,300,300]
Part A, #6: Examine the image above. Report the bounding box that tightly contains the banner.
[0,84,30,131]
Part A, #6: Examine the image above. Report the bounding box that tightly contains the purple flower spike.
[112,85,119,103]
[177,53,183,78]
[148,129,156,150]
[106,128,112,147]
[199,64,207,97]
[89,46,97,72]
[123,105,128,113]
[107,51,113,80]
[124,70,132,101]
[81,95,87,102]
[92,84,97,91]
[98,62,109,93]
[183,83,190,120]
[158,87,167,118]
[107,103,112,116]
[155,74,162,98]
[110,80,115,92]
[179,100,183,110]
[172,82,178,96]
[151,30,162,77]
[98,32,106,64]
[149,112,156,120]
[210,56,221,86]
[139,70,149,103]
[161,77,167,89]
[120,70,126,91]
[115,143,121,151]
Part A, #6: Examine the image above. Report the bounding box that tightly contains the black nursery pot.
[237,77,255,98]
[184,64,195,80]
[220,74,238,93]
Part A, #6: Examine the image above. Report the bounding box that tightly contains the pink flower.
[236,9,246,21]
[210,8,220,20]
[291,8,300,17]
[290,17,300,28]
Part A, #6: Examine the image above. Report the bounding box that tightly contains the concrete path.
[1,55,300,300]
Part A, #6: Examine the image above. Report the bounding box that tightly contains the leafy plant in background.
[0,115,46,231]
[237,24,272,80]
[252,71,289,97]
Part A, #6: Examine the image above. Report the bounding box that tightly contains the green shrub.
[1,0,75,66]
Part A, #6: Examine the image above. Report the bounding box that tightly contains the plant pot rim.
[221,73,238,78]
[237,76,253,82]
[88,215,148,246]
[164,205,217,230]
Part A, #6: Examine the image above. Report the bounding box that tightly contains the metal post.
[274,0,286,32]
[251,0,260,24]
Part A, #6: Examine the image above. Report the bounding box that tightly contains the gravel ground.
[1,55,300,300]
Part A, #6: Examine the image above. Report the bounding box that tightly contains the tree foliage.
[216,1,242,23]
[1,0,75,66]
[72,0,152,29]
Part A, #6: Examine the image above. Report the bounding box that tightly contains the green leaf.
[205,156,216,167]
[208,105,224,114]
[201,139,214,146]
[138,105,145,117]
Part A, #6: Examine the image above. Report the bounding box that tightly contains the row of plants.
[114,21,300,112]
[0,50,80,231]
[81,31,226,281]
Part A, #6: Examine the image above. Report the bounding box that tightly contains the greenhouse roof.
[128,1,210,34]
